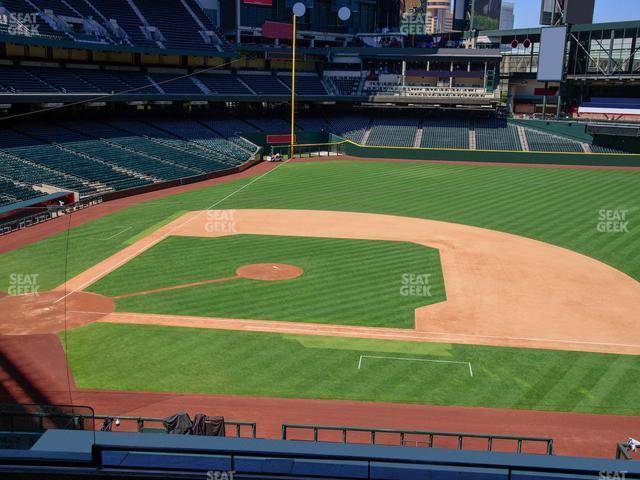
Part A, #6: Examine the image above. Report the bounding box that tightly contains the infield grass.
[87,235,446,328]
[65,323,640,415]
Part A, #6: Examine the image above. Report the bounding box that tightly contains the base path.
[1,334,639,459]
[62,209,640,355]
[0,292,114,335]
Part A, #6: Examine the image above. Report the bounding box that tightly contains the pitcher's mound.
[236,263,304,281]
[0,291,115,335]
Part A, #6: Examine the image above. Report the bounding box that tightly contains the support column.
[556,93,562,118]
[236,0,241,44]
[542,81,548,120]
[450,61,453,87]
[483,61,488,89]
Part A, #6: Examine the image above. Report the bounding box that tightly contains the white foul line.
[95,226,132,241]
[357,355,473,377]
[54,161,292,304]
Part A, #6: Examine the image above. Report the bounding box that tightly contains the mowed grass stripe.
[4,160,634,291]
[88,235,445,328]
[65,323,640,415]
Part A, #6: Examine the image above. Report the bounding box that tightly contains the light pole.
[290,2,306,159]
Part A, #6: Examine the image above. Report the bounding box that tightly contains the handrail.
[616,443,634,460]
[282,424,554,455]
[0,403,96,432]
[0,408,256,438]
[92,414,257,438]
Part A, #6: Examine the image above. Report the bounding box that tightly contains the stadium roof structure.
[479,19,640,38]
[0,31,234,58]
[239,45,502,61]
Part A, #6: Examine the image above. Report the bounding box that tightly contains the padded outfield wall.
[329,135,640,167]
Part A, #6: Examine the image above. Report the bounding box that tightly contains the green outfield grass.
[87,235,445,328]
[65,323,640,415]
[4,159,640,412]
[2,161,638,293]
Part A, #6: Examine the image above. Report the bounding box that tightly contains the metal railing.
[616,443,634,460]
[0,403,95,432]
[282,424,554,455]
[93,415,257,438]
[0,404,256,438]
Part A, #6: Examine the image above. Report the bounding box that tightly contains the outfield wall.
[243,132,328,150]
[330,135,640,167]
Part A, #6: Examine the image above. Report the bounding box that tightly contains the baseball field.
[2,158,640,422]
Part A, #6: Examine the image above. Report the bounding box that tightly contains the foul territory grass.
[65,323,640,415]
[87,235,445,328]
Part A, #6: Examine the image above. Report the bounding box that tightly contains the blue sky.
[512,0,640,28]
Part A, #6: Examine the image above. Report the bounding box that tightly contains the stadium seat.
[326,115,370,143]
[327,76,361,95]
[239,74,289,96]
[132,0,215,50]
[150,73,204,95]
[0,177,40,207]
[86,0,159,48]
[421,117,470,149]
[279,75,328,96]
[474,118,523,151]
[524,128,584,153]
[194,73,252,95]
[367,118,419,147]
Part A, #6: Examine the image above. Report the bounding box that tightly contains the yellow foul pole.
[290,14,297,159]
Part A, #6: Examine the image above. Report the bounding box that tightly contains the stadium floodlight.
[292,2,306,18]
[289,2,307,160]
[338,7,352,22]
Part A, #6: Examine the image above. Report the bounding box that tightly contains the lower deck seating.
[474,119,522,151]
[0,177,39,206]
[0,114,628,211]
[590,143,626,154]
[366,118,419,147]
[244,116,291,134]
[146,119,250,163]
[61,121,199,181]
[0,151,93,196]
[525,129,584,152]
[296,116,333,132]
[199,118,259,152]
[0,117,258,206]
[326,115,370,143]
[421,118,470,149]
